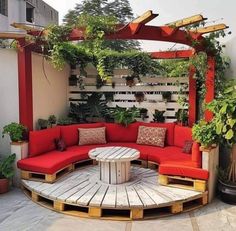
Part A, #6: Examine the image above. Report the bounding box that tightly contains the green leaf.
[225,129,234,140]
[216,123,223,134]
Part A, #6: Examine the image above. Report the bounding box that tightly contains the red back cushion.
[29,127,60,157]
[105,122,141,142]
[60,123,103,147]
[140,122,175,146]
[174,125,192,148]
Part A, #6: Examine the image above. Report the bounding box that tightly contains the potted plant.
[48,115,57,128]
[139,108,148,121]
[69,74,78,86]
[134,92,145,103]
[162,91,172,102]
[192,119,219,149]
[204,80,236,204]
[113,106,139,127]
[0,153,16,194]
[2,122,27,142]
[38,119,48,130]
[175,109,188,126]
[153,110,165,123]
[57,117,74,126]
[125,76,135,87]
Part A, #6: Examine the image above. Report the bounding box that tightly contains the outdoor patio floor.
[0,188,236,231]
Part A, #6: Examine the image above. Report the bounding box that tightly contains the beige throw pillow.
[78,127,106,145]
[136,126,166,147]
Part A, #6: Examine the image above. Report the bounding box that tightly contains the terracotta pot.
[0,178,9,194]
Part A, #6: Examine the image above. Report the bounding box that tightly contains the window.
[26,2,34,23]
[50,10,53,20]
[0,0,8,16]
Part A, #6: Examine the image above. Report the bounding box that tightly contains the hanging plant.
[134,92,145,103]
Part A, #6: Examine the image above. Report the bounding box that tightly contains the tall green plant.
[0,154,16,179]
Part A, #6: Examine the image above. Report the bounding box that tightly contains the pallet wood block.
[200,193,208,205]
[45,174,56,183]
[171,203,183,213]
[194,180,207,192]
[159,174,168,185]
[21,170,31,180]
[89,207,102,217]
[130,208,143,219]
[32,191,39,202]
[54,201,65,211]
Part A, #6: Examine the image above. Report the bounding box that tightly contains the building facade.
[0,0,58,32]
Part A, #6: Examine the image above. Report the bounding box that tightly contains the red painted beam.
[188,66,197,126]
[151,50,195,59]
[68,24,205,51]
[18,45,33,131]
[204,56,215,122]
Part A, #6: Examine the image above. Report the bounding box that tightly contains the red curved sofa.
[17,122,207,185]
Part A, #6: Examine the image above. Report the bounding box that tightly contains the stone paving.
[0,188,236,231]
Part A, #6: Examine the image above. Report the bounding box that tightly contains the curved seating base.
[21,165,208,221]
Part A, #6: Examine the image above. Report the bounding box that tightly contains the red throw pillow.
[54,138,67,152]
[182,140,193,154]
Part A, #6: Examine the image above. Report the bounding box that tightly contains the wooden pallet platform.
[21,165,208,220]
[159,174,207,192]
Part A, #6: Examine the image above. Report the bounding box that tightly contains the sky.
[43,0,236,52]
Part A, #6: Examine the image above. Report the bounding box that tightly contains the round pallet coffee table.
[89,146,140,184]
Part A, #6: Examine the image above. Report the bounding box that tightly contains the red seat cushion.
[159,164,209,180]
[60,123,104,147]
[18,144,106,174]
[148,146,193,165]
[29,127,60,157]
[140,122,175,146]
[174,125,192,148]
[105,122,141,142]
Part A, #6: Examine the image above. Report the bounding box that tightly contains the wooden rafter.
[0,32,26,39]
[166,14,206,28]
[132,10,158,24]
[190,23,228,34]
[11,22,43,32]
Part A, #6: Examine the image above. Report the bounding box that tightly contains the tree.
[63,0,140,51]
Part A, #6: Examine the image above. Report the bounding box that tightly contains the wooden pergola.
[0,10,228,130]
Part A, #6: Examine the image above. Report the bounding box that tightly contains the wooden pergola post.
[17,42,33,131]
[188,66,197,126]
[204,56,215,122]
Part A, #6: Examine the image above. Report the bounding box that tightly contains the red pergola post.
[204,56,215,121]
[188,66,197,126]
[18,45,33,131]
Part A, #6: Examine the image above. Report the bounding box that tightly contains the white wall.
[0,49,19,155]
[225,36,236,78]
[32,53,69,129]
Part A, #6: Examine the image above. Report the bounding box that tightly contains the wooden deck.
[22,165,207,220]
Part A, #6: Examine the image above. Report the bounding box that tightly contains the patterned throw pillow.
[54,138,67,152]
[78,127,107,145]
[182,140,193,154]
[136,126,167,147]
